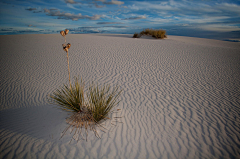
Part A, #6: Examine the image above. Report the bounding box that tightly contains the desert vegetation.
[133,33,141,38]
[133,28,167,39]
[49,29,122,142]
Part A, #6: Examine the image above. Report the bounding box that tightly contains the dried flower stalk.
[61,29,71,87]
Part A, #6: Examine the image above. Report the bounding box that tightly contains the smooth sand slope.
[0,34,240,159]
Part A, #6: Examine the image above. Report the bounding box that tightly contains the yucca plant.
[87,83,122,123]
[49,77,85,112]
[48,29,122,142]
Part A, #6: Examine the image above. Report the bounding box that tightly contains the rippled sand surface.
[0,34,240,159]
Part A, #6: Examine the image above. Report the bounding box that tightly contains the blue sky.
[0,0,240,39]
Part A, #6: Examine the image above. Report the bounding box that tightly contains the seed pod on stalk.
[65,29,69,35]
[63,46,68,52]
[67,43,71,49]
[60,31,65,37]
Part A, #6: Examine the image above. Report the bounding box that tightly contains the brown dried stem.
[66,51,71,88]
[61,29,71,88]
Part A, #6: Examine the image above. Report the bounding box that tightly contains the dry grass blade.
[48,77,85,112]
[87,82,122,123]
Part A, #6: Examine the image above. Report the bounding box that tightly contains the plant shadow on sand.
[0,104,122,143]
[0,105,68,141]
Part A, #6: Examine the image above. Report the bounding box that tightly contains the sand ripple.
[0,34,240,158]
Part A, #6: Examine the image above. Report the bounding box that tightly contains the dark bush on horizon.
[133,28,167,39]
[133,32,141,38]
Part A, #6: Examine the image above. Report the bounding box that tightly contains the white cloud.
[94,0,105,2]
[128,1,240,17]
[128,2,174,11]
[94,3,105,8]
[25,8,37,11]
[216,3,240,14]
[65,0,79,4]
[198,24,240,32]
[94,0,106,2]
[97,22,124,24]
[126,1,240,30]
[148,18,172,24]
[103,0,124,5]
[180,16,230,24]
[123,15,146,20]
[44,9,101,20]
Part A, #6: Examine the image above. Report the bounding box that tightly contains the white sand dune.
[0,34,240,159]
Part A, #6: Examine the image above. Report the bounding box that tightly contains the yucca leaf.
[87,82,122,122]
[49,77,85,112]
